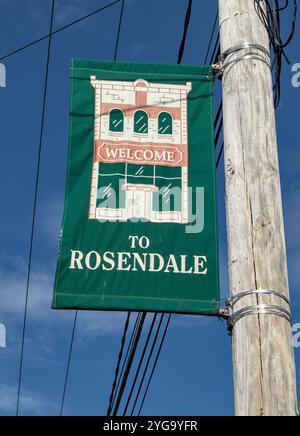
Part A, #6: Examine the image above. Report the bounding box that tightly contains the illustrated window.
[109,109,124,132]
[134,110,149,134]
[158,112,173,135]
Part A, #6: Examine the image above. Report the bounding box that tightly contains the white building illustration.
[89,76,192,223]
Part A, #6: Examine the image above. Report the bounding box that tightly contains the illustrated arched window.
[134,110,148,134]
[109,109,124,132]
[158,112,173,135]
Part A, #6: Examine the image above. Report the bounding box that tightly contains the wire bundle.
[254,0,297,107]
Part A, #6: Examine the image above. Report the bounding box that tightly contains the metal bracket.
[213,42,271,78]
[218,307,230,320]
[219,289,292,335]
[226,289,290,308]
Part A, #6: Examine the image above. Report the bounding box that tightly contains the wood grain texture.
[219,0,298,416]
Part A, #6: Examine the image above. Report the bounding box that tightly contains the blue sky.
[0,0,299,416]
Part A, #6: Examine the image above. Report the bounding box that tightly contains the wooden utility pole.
[218,0,298,416]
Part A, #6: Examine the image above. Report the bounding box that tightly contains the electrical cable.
[215,1,297,165]
[60,311,78,416]
[122,314,158,416]
[137,314,171,416]
[113,0,125,61]
[15,0,56,417]
[215,114,223,148]
[177,0,193,64]
[214,100,222,131]
[110,313,144,413]
[216,142,224,169]
[106,311,132,416]
[0,0,121,61]
[129,314,164,416]
[111,313,147,416]
[204,10,219,64]
[110,313,141,411]
[254,0,297,107]
[210,38,220,66]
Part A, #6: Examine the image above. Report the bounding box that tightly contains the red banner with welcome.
[94,140,187,167]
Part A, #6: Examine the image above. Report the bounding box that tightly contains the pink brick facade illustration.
[89,77,192,223]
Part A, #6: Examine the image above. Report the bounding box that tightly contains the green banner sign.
[52,59,219,315]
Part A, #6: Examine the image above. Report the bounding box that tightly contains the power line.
[110,313,142,412]
[137,314,171,416]
[203,10,219,64]
[177,0,193,64]
[215,113,223,148]
[214,101,222,131]
[216,142,224,169]
[214,0,297,164]
[209,37,220,66]
[254,0,297,107]
[0,0,121,62]
[130,314,164,416]
[107,311,132,416]
[60,311,78,416]
[206,13,222,159]
[111,313,147,416]
[122,314,158,416]
[16,0,56,417]
[114,0,125,61]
